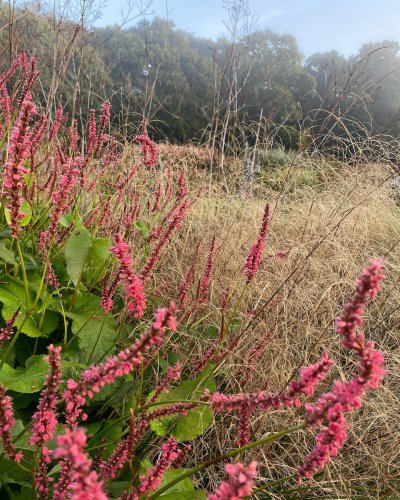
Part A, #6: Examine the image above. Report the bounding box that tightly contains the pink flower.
[141,198,191,281]
[64,303,176,427]
[101,274,119,314]
[49,103,64,141]
[98,411,136,480]
[0,385,23,462]
[47,154,80,239]
[139,437,179,493]
[148,362,182,404]
[0,309,20,350]
[3,94,36,238]
[30,345,62,446]
[297,260,386,482]
[53,428,107,500]
[0,83,12,125]
[197,236,217,304]
[209,461,257,499]
[35,447,53,499]
[69,119,79,152]
[38,231,60,288]
[30,114,48,157]
[111,234,146,318]
[87,101,111,156]
[134,121,158,167]
[245,203,270,283]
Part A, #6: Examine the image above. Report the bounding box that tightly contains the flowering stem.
[150,423,305,499]
[16,240,30,309]
[138,399,209,413]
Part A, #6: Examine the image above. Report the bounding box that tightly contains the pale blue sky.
[94,0,400,58]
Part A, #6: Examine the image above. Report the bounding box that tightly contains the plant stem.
[15,240,30,309]
[0,313,30,370]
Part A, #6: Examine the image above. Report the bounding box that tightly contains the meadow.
[0,52,398,499]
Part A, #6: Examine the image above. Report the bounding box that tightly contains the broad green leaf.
[159,469,195,494]
[0,355,48,393]
[4,199,32,227]
[203,325,219,339]
[107,482,131,498]
[87,419,123,459]
[86,236,112,283]
[59,213,74,227]
[19,200,32,226]
[8,420,34,451]
[159,351,179,372]
[65,294,116,363]
[0,459,31,487]
[0,241,16,264]
[88,237,112,262]
[0,284,58,337]
[133,220,150,239]
[149,373,216,441]
[65,227,92,285]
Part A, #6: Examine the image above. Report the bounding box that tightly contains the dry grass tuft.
[161,160,400,498]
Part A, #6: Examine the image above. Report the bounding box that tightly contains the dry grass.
[159,159,400,498]
[98,145,399,497]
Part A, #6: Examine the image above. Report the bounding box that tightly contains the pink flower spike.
[63,302,176,428]
[49,103,64,141]
[99,410,136,480]
[245,203,270,283]
[209,461,257,499]
[54,428,107,500]
[297,260,386,482]
[30,345,62,447]
[139,437,179,493]
[134,120,158,167]
[111,234,146,318]
[0,309,20,350]
[0,385,23,462]
[197,235,217,304]
[3,94,36,238]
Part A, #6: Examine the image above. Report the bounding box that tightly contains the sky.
[94,0,400,58]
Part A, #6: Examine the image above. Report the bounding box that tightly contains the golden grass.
[98,146,399,497]
[161,160,400,498]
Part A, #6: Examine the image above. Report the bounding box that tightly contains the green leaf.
[65,227,92,285]
[159,492,207,499]
[0,241,16,265]
[107,481,131,498]
[149,373,216,441]
[87,419,123,459]
[65,294,116,363]
[4,199,32,227]
[159,469,195,493]
[8,420,34,452]
[203,325,219,339]
[59,213,74,228]
[86,237,112,283]
[19,200,32,227]
[0,283,59,337]
[88,237,112,262]
[133,220,150,239]
[0,355,48,393]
